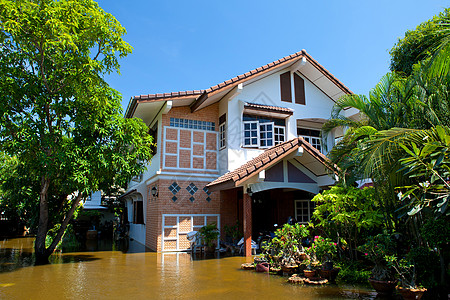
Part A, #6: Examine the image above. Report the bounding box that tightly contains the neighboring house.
[122,50,358,255]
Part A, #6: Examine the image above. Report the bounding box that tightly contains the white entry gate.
[161,214,220,252]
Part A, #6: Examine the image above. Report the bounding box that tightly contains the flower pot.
[281,265,298,276]
[322,261,334,271]
[255,262,270,272]
[397,287,427,300]
[318,268,340,282]
[368,278,398,296]
[303,269,316,279]
[299,253,309,261]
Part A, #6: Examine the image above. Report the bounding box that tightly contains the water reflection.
[0,237,378,299]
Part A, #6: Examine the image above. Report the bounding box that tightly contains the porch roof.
[206,137,338,191]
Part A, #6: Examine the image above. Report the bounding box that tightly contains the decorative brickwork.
[160,105,220,174]
[145,179,221,252]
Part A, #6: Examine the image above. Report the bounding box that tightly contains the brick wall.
[145,178,220,252]
[219,188,243,235]
[160,104,220,174]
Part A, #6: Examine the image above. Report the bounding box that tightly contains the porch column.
[243,190,252,257]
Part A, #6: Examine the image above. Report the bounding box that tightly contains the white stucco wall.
[124,182,147,246]
[221,68,337,173]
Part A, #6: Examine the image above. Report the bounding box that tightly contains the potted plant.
[312,235,337,270]
[358,234,398,296]
[311,235,340,281]
[261,223,309,275]
[302,246,317,278]
[385,255,427,300]
[198,223,220,253]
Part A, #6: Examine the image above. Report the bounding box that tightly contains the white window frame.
[274,125,285,145]
[294,199,312,224]
[219,122,226,150]
[243,121,259,147]
[259,122,274,148]
[301,136,322,153]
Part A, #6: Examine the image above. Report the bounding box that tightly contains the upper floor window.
[243,114,285,148]
[219,114,226,150]
[170,118,215,131]
[148,122,158,154]
[298,128,322,152]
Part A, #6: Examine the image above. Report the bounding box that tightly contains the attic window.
[280,71,292,102]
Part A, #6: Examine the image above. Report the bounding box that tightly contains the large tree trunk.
[46,193,82,254]
[35,177,50,265]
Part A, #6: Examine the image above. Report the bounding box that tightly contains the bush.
[407,247,440,289]
[336,261,371,284]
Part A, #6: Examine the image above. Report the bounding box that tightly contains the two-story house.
[121,50,357,255]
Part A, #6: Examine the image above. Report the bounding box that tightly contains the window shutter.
[294,73,305,105]
[280,71,292,102]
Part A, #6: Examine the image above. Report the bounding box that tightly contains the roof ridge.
[133,50,305,102]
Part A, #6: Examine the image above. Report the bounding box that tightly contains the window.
[148,122,158,154]
[295,199,315,224]
[243,121,259,146]
[219,114,226,149]
[133,201,144,224]
[243,115,285,148]
[169,118,215,131]
[259,123,274,148]
[274,125,285,145]
[298,128,322,152]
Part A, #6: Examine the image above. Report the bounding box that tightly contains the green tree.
[312,186,384,261]
[390,8,450,76]
[0,0,153,264]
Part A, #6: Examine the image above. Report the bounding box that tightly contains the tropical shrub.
[311,235,337,263]
[198,223,219,248]
[312,186,385,260]
[262,223,310,267]
[358,233,397,281]
[336,261,371,284]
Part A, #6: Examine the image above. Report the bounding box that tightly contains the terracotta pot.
[281,265,298,276]
[397,287,427,300]
[322,261,334,271]
[299,253,309,261]
[368,278,398,296]
[255,262,270,272]
[303,269,316,279]
[318,268,340,282]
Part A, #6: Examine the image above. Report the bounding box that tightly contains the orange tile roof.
[131,50,353,103]
[206,137,337,190]
[244,102,294,115]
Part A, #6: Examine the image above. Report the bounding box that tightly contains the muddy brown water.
[0,237,378,299]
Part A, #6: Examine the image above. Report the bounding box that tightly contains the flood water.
[0,237,378,299]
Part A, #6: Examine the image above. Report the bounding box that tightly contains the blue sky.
[96,1,448,113]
